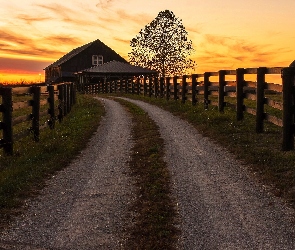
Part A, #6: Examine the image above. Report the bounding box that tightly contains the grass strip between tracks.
[117,98,179,250]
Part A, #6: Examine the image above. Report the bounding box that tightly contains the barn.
[44,39,127,83]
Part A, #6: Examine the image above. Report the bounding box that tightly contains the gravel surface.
[1,96,295,250]
[121,98,295,250]
[0,98,135,250]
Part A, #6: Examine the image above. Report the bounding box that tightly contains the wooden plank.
[12,114,31,125]
[265,113,283,127]
[224,70,236,75]
[265,83,282,92]
[244,68,257,74]
[265,98,283,110]
[207,72,219,76]
[13,100,31,110]
[208,86,219,91]
[224,86,236,92]
[266,67,283,74]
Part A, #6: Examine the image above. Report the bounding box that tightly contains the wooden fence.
[0,82,76,155]
[81,66,295,151]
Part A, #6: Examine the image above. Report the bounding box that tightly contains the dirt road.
[0,97,294,249]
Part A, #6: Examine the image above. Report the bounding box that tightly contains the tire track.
[0,98,135,250]
[121,97,295,250]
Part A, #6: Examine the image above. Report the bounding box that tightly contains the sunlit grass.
[0,94,104,227]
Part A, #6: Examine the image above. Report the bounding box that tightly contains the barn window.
[92,55,103,66]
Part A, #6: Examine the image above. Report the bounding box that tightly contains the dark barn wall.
[45,40,127,83]
[61,42,127,74]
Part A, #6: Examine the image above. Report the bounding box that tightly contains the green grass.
[0,94,104,228]
[117,98,179,250]
[101,93,295,207]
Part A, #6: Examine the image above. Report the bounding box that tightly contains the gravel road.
[121,98,295,250]
[0,97,295,250]
[0,98,135,250]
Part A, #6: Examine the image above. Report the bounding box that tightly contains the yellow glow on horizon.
[0,0,294,82]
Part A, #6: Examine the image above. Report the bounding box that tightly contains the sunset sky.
[1,0,295,82]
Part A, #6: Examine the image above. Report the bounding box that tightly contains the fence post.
[173,76,178,100]
[67,83,71,113]
[31,86,40,142]
[149,76,153,97]
[154,77,159,98]
[256,67,267,133]
[131,78,135,94]
[72,83,76,105]
[64,84,68,116]
[137,77,140,95]
[191,74,197,106]
[47,85,55,129]
[204,72,210,109]
[236,68,245,121]
[120,79,123,94]
[58,84,64,122]
[282,67,295,151]
[2,87,13,154]
[160,77,164,98]
[166,77,171,100]
[218,70,226,112]
[143,76,147,96]
[125,78,129,94]
[181,75,187,104]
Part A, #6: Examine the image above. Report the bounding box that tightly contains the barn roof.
[45,39,124,69]
[81,60,157,75]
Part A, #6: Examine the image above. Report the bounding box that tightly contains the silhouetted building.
[44,39,127,83]
[290,60,295,67]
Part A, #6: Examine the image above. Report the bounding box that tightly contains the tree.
[129,10,195,77]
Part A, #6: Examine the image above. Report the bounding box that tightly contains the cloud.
[113,37,130,44]
[198,33,289,68]
[0,57,50,73]
[0,28,82,59]
[96,0,115,9]
[17,14,52,24]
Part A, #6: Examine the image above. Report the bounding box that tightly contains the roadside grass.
[117,98,179,250]
[101,93,295,207]
[0,94,104,228]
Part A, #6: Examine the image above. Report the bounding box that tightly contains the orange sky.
[1,0,294,83]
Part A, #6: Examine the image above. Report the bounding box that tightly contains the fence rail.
[0,82,76,154]
[80,66,295,151]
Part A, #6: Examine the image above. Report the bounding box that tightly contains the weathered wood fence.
[81,66,295,151]
[0,82,76,154]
